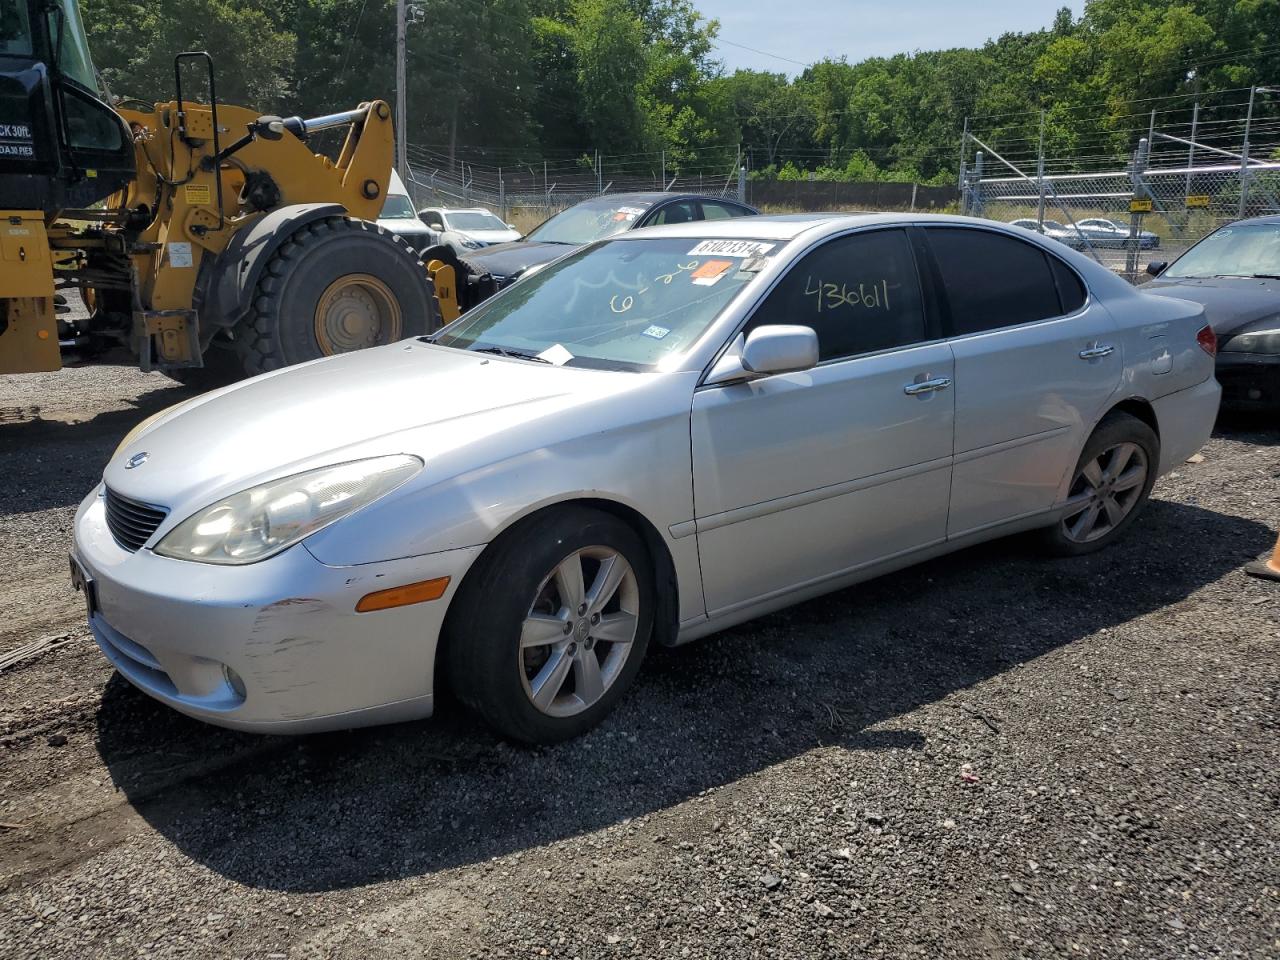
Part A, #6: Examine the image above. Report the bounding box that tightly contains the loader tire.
[236,217,440,376]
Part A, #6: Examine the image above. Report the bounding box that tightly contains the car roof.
[622,212,1050,243]
[1227,214,1280,226]
[587,191,756,206]
[426,207,501,215]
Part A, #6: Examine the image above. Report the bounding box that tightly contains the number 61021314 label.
[686,240,776,258]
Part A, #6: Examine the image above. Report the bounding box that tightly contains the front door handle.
[1079,342,1116,360]
[904,376,953,396]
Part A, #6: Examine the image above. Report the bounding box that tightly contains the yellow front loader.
[1,2,445,380]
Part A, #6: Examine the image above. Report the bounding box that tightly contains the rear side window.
[701,201,749,220]
[1049,256,1087,313]
[744,228,926,362]
[927,228,1063,335]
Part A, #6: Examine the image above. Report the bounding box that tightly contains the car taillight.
[1197,324,1217,357]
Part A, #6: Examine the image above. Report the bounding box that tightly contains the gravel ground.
[0,365,1277,959]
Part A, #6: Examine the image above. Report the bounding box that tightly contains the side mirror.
[1146,261,1167,277]
[506,222,517,230]
[706,325,818,385]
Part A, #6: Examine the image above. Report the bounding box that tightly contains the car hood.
[377,218,433,237]
[458,228,522,245]
[105,342,635,517]
[1144,276,1280,335]
[459,240,575,277]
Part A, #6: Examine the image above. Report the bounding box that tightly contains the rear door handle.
[903,376,953,396]
[1079,342,1115,360]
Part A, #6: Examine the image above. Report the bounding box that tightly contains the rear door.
[920,225,1123,537]
[691,228,955,616]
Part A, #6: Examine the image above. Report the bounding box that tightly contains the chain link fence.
[961,101,1280,281]
[402,158,745,233]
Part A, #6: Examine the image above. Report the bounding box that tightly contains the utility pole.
[1035,110,1046,227]
[395,0,408,177]
[394,2,425,177]
[1185,99,1199,206]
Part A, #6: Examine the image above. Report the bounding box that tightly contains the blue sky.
[697,0,1079,75]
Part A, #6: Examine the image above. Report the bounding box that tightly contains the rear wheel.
[236,217,440,376]
[1042,411,1159,556]
[444,507,654,744]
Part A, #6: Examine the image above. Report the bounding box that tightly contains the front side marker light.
[355,576,451,613]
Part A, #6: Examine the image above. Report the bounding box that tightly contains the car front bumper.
[1216,352,1280,409]
[72,485,483,733]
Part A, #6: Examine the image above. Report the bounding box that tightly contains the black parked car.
[1145,215,1280,409]
[432,192,758,311]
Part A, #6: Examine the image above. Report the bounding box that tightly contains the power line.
[714,37,810,69]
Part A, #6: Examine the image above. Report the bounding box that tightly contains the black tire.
[236,217,441,376]
[1041,411,1160,557]
[444,506,654,745]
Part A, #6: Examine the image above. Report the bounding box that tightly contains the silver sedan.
[72,214,1221,743]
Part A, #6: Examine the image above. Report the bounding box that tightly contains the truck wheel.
[236,217,440,375]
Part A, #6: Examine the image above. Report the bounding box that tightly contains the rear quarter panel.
[1107,290,1214,400]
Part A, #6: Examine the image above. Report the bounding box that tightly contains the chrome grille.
[104,488,168,552]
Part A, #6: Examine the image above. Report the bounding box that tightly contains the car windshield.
[526,198,655,245]
[1165,222,1280,279]
[431,236,775,371]
[379,195,416,219]
[448,211,507,231]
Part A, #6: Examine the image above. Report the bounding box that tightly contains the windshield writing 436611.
[804,277,892,314]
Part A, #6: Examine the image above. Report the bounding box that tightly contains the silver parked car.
[72,214,1220,744]
[1009,217,1085,249]
[1075,217,1160,249]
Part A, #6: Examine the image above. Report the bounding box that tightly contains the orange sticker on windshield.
[691,259,733,286]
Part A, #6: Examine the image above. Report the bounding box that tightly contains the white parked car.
[72,214,1220,744]
[417,206,521,254]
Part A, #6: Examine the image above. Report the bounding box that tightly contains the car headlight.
[459,238,483,249]
[1220,318,1280,355]
[154,455,422,565]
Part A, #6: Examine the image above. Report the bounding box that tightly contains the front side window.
[1,1,34,56]
[1163,222,1280,279]
[927,227,1063,335]
[650,201,698,225]
[432,236,770,370]
[743,229,926,362]
[525,198,654,245]
[46,0,97,91]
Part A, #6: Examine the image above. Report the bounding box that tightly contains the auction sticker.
[642,324,670,339]
[687,239,775,258]
[691,259,733,285]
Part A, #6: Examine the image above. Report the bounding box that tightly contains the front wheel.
[1042,411,1159,556]
[236,217,440,376]
[444,507,654,744]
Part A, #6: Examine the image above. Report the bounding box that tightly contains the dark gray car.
[1144,215,1280,409]
[440,192,758,310]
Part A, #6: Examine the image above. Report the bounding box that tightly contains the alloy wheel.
[518,546,640,717]
[1060,441,1149,543]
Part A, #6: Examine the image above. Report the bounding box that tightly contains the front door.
[691,228,955,617]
